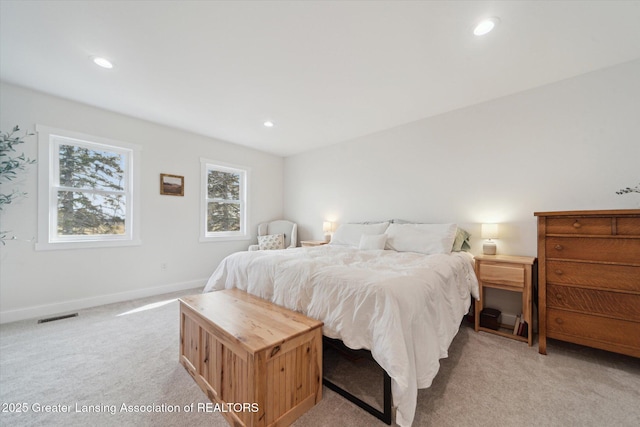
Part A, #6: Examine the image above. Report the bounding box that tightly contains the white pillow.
[330,222,389,247]
[358,234,387,250]
[258,234,285,250]
[385,223,457,255]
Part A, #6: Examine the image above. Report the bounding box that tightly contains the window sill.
[35,239,142,251]
[199,235,251,243]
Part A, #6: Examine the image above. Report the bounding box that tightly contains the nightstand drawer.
[478,263,525,288]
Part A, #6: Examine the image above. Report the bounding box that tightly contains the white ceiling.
[2,1,640,157]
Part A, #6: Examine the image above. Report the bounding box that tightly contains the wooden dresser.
[534,209,640,358]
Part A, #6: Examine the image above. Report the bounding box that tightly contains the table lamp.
[481,223,499,255]
[323,221,334,242]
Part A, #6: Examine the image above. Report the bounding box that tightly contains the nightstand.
[474,254,537,346]
[300,240,328,247]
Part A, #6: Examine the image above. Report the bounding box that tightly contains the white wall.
[284,59,640,254]
[0,83,284,323]
[284,59,640,317]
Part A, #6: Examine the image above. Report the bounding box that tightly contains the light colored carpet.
[1,289,639,427]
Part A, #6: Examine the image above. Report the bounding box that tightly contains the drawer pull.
[555,270,563,275]
[555,244,563,251]
[555,294,563,300]
[573,221,582,229]
[555,318,564,325]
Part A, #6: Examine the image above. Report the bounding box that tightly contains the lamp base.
[483,241,497,255]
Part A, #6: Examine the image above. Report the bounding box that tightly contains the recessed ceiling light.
[92,56,113,69]
[263,121,274,128]
[474,17,500,36]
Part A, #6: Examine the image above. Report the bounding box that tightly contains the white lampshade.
[481,223,499,255]
[323,221,334,242]
[481,223,499,240]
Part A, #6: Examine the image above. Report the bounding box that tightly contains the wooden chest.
[179,289,323,426]
[534,209,640,358]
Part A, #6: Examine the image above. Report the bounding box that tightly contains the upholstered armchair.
[248,220,298,251]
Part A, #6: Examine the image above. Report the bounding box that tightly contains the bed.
[203,221,479,426]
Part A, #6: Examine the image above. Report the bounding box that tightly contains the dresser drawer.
[617,217,640,236]
[477,263,524,289]
[546,237,640,264]
[546,308,640,350]
[546,217,612,235]
[546,261,640,292]
[547,284,640,322]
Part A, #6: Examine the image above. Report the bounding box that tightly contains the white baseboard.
[501,313,518,327]
[0,279,206,324]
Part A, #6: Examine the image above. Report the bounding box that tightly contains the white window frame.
[200,158,250,242]
[36,125,142,250]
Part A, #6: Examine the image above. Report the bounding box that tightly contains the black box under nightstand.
[480,308,501,330]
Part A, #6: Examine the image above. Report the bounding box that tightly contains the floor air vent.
[37,313,78,324]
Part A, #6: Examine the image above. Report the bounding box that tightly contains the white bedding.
[203,246,479,426]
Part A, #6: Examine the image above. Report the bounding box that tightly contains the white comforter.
[203,246,479,426]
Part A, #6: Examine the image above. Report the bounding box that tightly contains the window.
[200,159,249,241]
[36,125,141,250]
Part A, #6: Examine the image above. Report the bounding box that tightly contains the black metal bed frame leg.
[322,337,393,425]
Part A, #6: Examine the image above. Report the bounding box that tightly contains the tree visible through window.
[201,160,248,240]
[207,170,241,232]
[57,143,127,236]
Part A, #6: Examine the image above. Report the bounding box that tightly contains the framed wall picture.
[160,173,184,196]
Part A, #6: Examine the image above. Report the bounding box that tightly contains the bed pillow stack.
[358,233,388,250]
[385,223,458,255]
[330,221,466,255]
[330,222,390,247]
